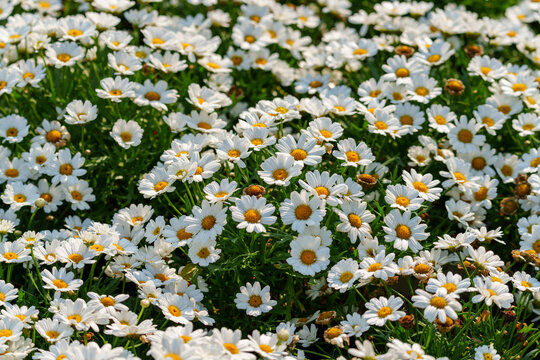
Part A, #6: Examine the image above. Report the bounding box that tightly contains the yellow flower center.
[434,115,446,125]
[101,297,116,307]
[168,305,181,317]
[120,132,132,142]
[395,224,412,239]
[68,253,83,263]
[201,215,216,230]
[353,48,368,56]
[457,129,473,143]
[259,344,273,353]
[512,83,527,92]
[374,121,388,130]
[442,283,457,293]
[248,295,262,307]
[206,62,220,69]
[71,190,83,201]
[3,252,18,260]
[290,149,308,161]
[23,72,35,80]
[395,67,410,77]
[36,156,47,165]
[326,327,342,339]
[67,314,82,322]
[300,250,317,265]
[320,129,332,138]
[346,151,360,162]
[368,263,381,272]
[67,29,83,37]
[315,186,329,197]
[244,209,261,223]
[154,181,168,192]
[395,196,410,208]
[413,181,428,193]
[377,306,392,318]
[5,168,18,178]
[224,343,239,354]
[53,279,68,288]
[45,330,59,339]
[414,263,431,273]
[498,105,511,114]
[348,213,363,228]
[145,91,161,101]
[400,115,414,125]
[154,273,168,282]
[89,244,104,252]
[498,166,513,179]
[295,204,312,220]
[59,163,73,175]
[181,335,191,343]
[415,87,429,96]
[453,172,467,182]
[430,296,447,308]
[227,149,241,158]
[57,53,71,62]
[14,194,27,203]
[427,54,441,63]
[272,169,288,180]
[475,187,488,201]
[176,228,193,241]
[197,247,210,259]
[340,271,354,283]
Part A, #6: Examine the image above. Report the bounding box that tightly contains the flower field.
[0,0,540,359]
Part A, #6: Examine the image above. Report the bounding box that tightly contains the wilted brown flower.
[323,326,349,348]
[502,308,517,322]
[243,184,266,198]
[356,173,378,190]
[316,310,336,325]
[435,316,458,333]
[515,182,532,199]
[395,45,415,58]
[399,314,415,329]
[464,44,484,57]
[500,197,519,216]
[444,79,465,95]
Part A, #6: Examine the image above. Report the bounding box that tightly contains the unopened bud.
[35,198,47,208]
[277,328,290,342]
[141,299,151,308]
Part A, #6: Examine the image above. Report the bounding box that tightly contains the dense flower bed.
[0,0,539,359]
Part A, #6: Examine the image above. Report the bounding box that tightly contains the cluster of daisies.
[0,0,539,359]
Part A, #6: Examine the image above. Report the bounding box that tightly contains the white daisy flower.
[364,295,405,326]
[327,258,361,293]
[279,190,326,233]
[287,235,330,276]
[383,209,428,253]
[412,287,462,323]
[230,195,276,233]
[234,281,277,317]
